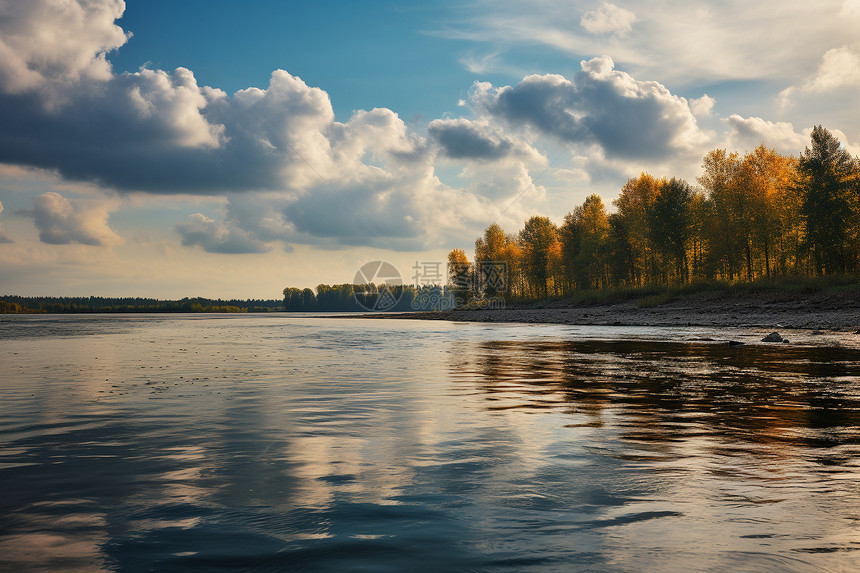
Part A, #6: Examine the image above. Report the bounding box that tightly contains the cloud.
[175,213,269,254]
[429,118,529,161]
[0,1,498,250]
[690,95,716,117]
[438,0,860,87]
[0,66,329,194]
[0,0,504,251]
[0,1,410,198]
[30,192,123,246]
[723,115,808,155]
[580,2,636,35]
[6,0,844,259]
[0,0,128,96]
[469,56,709,161]
[805,46,860,91]
[779,45,860,107]
[0,199,12,243]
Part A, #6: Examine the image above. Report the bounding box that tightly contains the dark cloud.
[470,56,707,160]
[0,1,476,250]
[2,1,710,254]
[283,182,426,251]
[175,213,269,254]
[428,118,515,160]
[0,68,332,194]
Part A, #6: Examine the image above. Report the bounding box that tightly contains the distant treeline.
[283,284,471,312]
[0,296,283,314]
[447,126,860,304]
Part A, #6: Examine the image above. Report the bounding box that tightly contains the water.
[1,314,860,572]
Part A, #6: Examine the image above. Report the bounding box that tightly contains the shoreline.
[355,288,860,332]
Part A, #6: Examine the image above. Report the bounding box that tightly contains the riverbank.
[363,285,860,331]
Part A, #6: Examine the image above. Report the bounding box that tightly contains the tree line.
[283,284,471,312]
[0,296,283,314]
[450,126,860,303]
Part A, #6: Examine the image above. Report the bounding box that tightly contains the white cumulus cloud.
[0,0,128,97]
[30,192,123,247]
[723,115,808,155]
[779,45,860,107]
[580,2,636,35]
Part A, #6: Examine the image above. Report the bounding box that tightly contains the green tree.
[798,125,859,274]
[650,178,693,284]
[565,194,610,290]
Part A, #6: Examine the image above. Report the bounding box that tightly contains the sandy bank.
[360,288,860,332]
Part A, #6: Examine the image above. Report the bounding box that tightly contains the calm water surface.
[1,314,860,572]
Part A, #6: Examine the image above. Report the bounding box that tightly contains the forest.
[450,126,860,303]
[282,284,465,312]
[0,296,282,314]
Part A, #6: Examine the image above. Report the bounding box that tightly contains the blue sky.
[110,1,476,121]
[1,0,859,298]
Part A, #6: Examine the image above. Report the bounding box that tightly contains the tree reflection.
[450,340,860,451]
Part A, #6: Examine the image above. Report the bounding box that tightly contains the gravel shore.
[360,288,860,332]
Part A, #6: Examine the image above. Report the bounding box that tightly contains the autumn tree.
[614,173,662,285]
[519,216,558,298]
[475,223,510,298]
[739,145,798,277]
[447,248,473,307]
[501,234,525,299]
[698,149,743,280]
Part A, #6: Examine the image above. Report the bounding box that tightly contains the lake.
[1,314,860,572]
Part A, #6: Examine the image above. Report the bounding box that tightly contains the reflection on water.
[452,339,860,447]
[1,315,860,572]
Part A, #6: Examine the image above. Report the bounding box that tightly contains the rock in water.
[762,332,783,342]
[728,340,745,346]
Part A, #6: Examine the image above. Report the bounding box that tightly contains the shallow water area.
[2,314,860,572]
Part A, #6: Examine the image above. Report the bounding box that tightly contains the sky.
[1,0,859,299]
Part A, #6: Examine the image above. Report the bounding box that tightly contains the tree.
[474,223,509,298]
[563,194,609,290]
[698,150,743,280]
[614,173,661,285]
[650,178,693,283]
[559,212,581,292]
[605,212,635,286]
[447,248,473,308]
[798,126,859,274]
[301,288,316,310]
[687,190,709,281]
[519,216,558,298]
[738,145,797,278]
[501,235,524,299]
